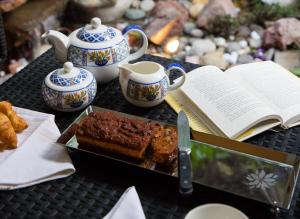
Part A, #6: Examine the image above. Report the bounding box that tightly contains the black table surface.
[1,49,300,219]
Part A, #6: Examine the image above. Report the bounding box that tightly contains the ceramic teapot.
[42,62,97,112]
[42,17,148,83]
[119,61,186,107]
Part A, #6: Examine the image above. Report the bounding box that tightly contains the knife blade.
[177,111,193,196]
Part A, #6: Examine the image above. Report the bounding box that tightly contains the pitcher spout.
[42,30,69,62]
[118,63,133,79]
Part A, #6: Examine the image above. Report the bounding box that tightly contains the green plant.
[235,0,300,25]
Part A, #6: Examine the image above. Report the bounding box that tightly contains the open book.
[165,61,300,141]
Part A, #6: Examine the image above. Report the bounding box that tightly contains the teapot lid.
[76,18,117,43]
[45,62,94,92]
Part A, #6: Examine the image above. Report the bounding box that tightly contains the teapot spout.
[42,30,68,62]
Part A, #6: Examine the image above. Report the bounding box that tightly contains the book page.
[180,66,280,139]
[226,61,300,127]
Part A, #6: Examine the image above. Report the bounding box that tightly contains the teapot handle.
[122,25,148,62]
[166,63,186,91]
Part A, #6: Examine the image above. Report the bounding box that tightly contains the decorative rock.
[237,47,250,55]
[200,48,229,69]
[224,51,238,65]
[239,40,248,49]
[250,31,261,40]
[236,26,251,38]
[274,50,300,70]
[227,42,240,53]
[140,0,155,12]
[197,0,238,30]
[191,39,216,56]
[72,0,133,23]
[229,35,235,41]
[249,38,262,48]
[185,56,200,64]
[190,28,204,38]
[264,48,275,60]
[214,37,227,47]
[263,18,300,50]
[131,0,141,8]
[189,3,205,18]
[73,0,117,8]
[183,22,197,34]
[237,54,254,64]
[145,0,189,43]
[0,71,5,77]
[254,48,267,61]
[125,8,146,20]
[249,24,265,39]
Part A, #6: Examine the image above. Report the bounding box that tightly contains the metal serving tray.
[59,106,300,210]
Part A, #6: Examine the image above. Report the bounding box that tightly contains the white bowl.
[184,203,248,219]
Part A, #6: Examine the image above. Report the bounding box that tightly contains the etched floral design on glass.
[245,169,279,190]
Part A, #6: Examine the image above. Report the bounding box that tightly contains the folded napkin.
[104,186,146,219]
[0,107,75,190]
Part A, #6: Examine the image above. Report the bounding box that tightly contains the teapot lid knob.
[91,17,102,29]
[63,62,73,74]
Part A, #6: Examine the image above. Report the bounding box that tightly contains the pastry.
[76,111,162,160]
[0,112,17,149]
[151,127,178,166]
[0,101,28,133]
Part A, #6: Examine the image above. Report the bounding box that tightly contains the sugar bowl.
[42,62,97,112]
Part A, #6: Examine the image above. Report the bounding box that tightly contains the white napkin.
[104,186,146,219]
[0,107,75,190]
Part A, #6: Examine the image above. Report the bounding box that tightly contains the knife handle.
[178,150,193,196]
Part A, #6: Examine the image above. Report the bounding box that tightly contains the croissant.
[0,112,17,149]
[0,101,28,133]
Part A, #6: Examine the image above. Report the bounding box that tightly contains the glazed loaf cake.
[76,111,162,159]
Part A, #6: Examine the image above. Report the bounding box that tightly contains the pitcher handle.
[166,63,186,91]
[122,25,148,62]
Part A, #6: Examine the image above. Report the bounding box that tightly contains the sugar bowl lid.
[76,17,118,43]
[44,62,95,92]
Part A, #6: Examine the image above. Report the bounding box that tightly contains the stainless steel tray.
[59,105,300,209]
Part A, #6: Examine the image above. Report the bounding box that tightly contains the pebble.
[185,56,200,64]
[249,38,262,48]
[125,8,146,20]
[189,3,205,18]
[140,0,155,12]
[131,0,141,8]
[250,31,261,40]
[265,48,275,60]
[229,35,235,41]
[239,40,248,49]
[237,54,254,64]
[183,22,197,34]
[190,28,204,38]
[191,39,216,56]
[224,52,238,65]
[237,26,251,38]
[214,37,227,47]
[0,71,5,77]
[227,42,241,53]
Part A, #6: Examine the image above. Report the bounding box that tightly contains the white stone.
[214,37,227,47]
[201,48,229,69]
[237,47,250,55]
[140,0,155,12]
[250,31,261,40]
[190,28,204,38]
[224,52,238,65]
[125,8,146,20]
[239,40,248,48]
[191,39,216,56]
[183,22,197,34]
[185,56,200,64]
[249,38,262,48]
[0,71,5,77]
[131,0,141,8]
[229,35,235,41]
[189,3,205,18]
